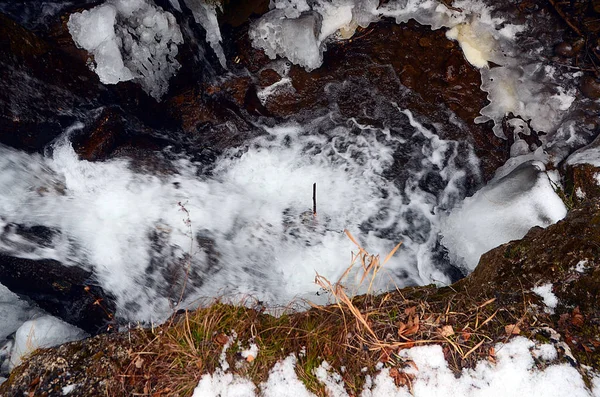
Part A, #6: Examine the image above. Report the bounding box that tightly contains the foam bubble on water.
[0,108,479,323]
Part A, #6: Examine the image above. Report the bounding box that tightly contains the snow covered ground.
[189,337,600,397]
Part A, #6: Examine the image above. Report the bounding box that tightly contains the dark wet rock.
[0,255,115,335]
[0,332,133,396]
[226,19,508,180]
[0,12,107,152]
[581,75,600,99]
[71,108,124,162]
[458,198,600,367]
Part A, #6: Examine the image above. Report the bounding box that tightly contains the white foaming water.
[0,110,478,324]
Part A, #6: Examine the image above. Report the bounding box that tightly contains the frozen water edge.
[191,337,599,397]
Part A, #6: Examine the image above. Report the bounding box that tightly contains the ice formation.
[476,65,577,138]
[8,315,87,370]
[249,0,579,141]
[440,160,567,271]
[182,0,227,67]
[567,134,600,167]
[68,0,183,100]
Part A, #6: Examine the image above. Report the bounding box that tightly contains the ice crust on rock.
[440,160,567,272]
[9,315,87,370]
[249,0,577,140]
[250,9,324,71]
[68,0,183,100]
[566,134,600,168]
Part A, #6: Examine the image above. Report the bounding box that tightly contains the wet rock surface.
[458,197,600,367]
[0,255,115,335]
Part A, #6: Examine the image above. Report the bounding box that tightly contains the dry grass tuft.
[118,232,549,396]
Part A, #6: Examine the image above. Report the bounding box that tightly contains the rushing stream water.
[1,0,599,377]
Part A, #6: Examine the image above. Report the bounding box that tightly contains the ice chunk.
[69,0,183,100]
[566,134,600,167]
[446,22,497,68]
[9,315,87,370]
[441,161,567,271]
[0,284,42,342]
[476,64,576,138]
[250,10,323,71]
[183,0,226,68]
[272,0,311,18]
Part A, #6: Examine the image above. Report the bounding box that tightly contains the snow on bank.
[192,337,598,397]
[68,0,183,100]
[532,283,559,313]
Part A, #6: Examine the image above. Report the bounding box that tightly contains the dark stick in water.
[313,183,317,217]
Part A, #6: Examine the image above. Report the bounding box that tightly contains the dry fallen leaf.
[505,324,521,335]
[440,325,454,337]
[572,307,584,327]
[215,333,229,345]
[488,347,496,364]
[135,356,145,369]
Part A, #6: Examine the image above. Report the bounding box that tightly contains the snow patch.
[241,344,259,361]
[193,338,597,396]
[576,260,589,273]
[532,283,559,313]
[62,384,78,395]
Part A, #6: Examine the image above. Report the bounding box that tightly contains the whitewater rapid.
[0,108,481,323]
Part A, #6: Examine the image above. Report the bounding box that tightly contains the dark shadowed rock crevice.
[0,255,115,335]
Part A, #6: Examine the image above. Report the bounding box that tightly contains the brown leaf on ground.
[389,367,415,389]
[504,324,521,335]
[572,307,584,328]
[488,347,496,364]
[440,325,454,337]
[135,357,145,369]
[215,333,229,345]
